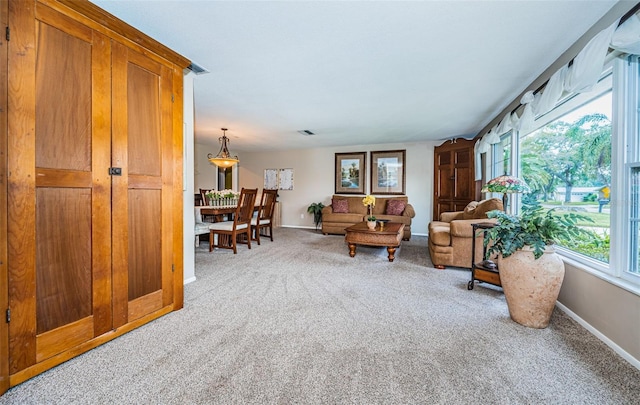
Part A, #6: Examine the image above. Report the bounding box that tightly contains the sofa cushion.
[386,199,406,216]
[347,198,368,215]
[332,198,349,213]
[322,212,364,223]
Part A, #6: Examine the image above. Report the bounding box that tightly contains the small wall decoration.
[335,152,366,194]
[370,150,406,195]
[279,168,294,190]
[264,169,278,190]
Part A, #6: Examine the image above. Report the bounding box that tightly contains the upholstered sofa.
[322,195,415,240]
[428,198,503,269]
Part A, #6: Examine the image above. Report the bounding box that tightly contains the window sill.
[559,253,640,297]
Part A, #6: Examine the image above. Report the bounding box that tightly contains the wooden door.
[111,42,174,328]
[0,0,8,396]
[433,138,478,220]
[7,2,112,377]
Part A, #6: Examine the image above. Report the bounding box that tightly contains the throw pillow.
[473,198,503,219]
[332,199,349,213]
[386,199,406,216]
[462,201,478,219]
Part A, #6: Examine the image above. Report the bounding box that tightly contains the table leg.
[348,243,357,257]
[387,246,397,262]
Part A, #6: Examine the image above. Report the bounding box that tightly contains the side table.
[468,222,502,290]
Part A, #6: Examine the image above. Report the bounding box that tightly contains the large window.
[487,55,640,288]
[519,89,612,263]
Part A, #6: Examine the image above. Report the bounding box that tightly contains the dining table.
[194,204,260,223]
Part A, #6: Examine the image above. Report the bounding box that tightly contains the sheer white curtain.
[475,15,638,179]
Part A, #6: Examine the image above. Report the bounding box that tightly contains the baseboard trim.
[556,301,640,371]
[184,276,197,285]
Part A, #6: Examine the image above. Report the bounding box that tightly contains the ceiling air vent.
[187,62,209,75]
[297,130,315,136]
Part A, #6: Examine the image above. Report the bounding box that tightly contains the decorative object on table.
[362,195,377,229]
[370,150,406,195]
[335,152,366,194]
[307,202,325,231]
[377,219,390,231]
[204,189,239,206]
[207,128,239,169]
[481,175,530,211]
[483,200,592,328]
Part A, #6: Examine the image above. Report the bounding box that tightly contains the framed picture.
[370,150,406,195]
[279,168,294,190]
[264,169,279,190]
[335,152,366,194]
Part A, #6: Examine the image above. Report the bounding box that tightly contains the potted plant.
[362,195,377,230]
[483,199,592,328]
[307,202,325,231]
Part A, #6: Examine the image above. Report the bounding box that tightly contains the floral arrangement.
[481,175,531,194]
[362,195,376,221]
[204,189,239,206]
[205,189,239,200]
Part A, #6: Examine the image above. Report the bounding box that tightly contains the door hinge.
[5,308,10,323]
[172,264,175,273]
[171,94,175,103]
[5,27,9,41]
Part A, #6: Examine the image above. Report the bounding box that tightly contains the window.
[519,89,612,263]
[621,55,640,281]
[485,55,640,289]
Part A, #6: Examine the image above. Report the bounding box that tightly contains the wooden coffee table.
[344,222,405,262]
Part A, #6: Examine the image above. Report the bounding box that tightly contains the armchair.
[428,198,503,269]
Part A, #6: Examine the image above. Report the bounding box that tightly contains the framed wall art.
[264,169,279,190]
[279,168,294,190]
[370,150,406,195]
[335,152,366,194]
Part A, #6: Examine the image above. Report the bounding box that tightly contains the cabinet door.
[0,0,8,396]
[452,148,473,200]
[111,42,174,328]
[7,3,112,374]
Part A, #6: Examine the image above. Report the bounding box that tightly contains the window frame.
[488,56,640,292]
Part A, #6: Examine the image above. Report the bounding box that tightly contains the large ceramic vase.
[497,246,565,329]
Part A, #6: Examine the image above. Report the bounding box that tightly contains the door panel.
[35,188,92,334]
[8,4,112,372]
[111,42,173,325]
[0,0,8,395]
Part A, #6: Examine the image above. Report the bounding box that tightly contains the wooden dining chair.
[209,188,258,253]
[251,189,278,245]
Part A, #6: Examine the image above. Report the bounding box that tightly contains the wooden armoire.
[0,0,189,393]
[433,138,480,220]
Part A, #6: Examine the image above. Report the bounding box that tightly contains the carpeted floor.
[1,227,639,404]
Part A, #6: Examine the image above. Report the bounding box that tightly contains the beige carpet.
[1,227,639,404]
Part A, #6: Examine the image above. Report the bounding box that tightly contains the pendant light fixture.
[207,128,239,169]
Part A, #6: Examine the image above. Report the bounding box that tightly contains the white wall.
[182,72,196,285]
[195,141,436,235]
[195,142,217,192]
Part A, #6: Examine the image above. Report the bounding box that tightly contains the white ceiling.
[91,0,619,152]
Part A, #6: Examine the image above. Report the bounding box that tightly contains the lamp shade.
[481,175,531,194]
[207,128,239,169]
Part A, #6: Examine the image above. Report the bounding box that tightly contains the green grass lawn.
[563,211,610,228]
